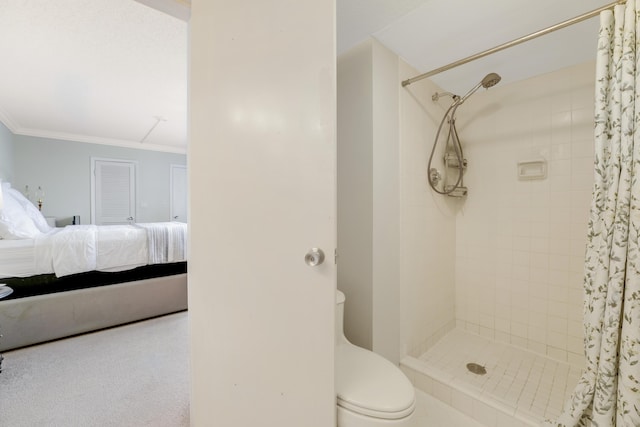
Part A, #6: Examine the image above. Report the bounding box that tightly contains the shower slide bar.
[401,0,626,87]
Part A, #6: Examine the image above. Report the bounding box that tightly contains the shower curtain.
[547,1,640,426]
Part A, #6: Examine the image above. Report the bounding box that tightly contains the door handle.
[304,248,325,267]
[127,217,134,221]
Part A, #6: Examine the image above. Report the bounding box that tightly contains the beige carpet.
[0,312,189,427]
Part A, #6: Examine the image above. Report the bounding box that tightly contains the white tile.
[548,286,569,303]
[547,346,567,362]
[432,379,453,404]
[566,335,583,355]
[473,400,498,427]
[528,326,546,343]
[570,139,594,158]
[551,94,572,113]
[414,372,433,394]
[551,143,571,160]
[527,340,547,355]
[451,388,475,418]
[548,301,568,318]
[413,389,488,427]
[567,352,585,368]
[511,321,527,339]
[403,327,588,426]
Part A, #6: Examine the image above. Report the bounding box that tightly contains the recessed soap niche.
[517,158,547,180]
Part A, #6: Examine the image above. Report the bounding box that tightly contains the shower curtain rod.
[401,0,626,87]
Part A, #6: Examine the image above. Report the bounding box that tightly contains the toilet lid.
[336,343,415,420]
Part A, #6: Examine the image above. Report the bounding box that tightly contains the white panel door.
[169,164,187,222]
[189,0,336,426]
[91,158,136,225]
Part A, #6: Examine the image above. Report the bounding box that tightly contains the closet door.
[91,158,136,225]
[169,164,187,222]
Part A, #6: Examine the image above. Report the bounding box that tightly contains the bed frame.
[0,273,187,351]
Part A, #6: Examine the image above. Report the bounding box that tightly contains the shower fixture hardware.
[466,362,487,375]
[427,73,501,197]
[517,158,547,180]
[444,152,467,170]
[401,0,625,87]
[444,185,468,198]
[456,73,501,106]
[431,91,458,102]
[429,168,442,186]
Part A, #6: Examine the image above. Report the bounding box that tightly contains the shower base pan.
[400,329,582,427]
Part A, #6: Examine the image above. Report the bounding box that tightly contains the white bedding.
[135,222,187,264]
[0,222,187,279]
[0,239,43,279]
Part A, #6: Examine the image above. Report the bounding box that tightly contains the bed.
[0,182,188,351]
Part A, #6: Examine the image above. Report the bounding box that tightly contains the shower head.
[481,72,501,88]
[456,72,502,105]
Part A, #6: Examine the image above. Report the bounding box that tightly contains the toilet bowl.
[335,290,416,427]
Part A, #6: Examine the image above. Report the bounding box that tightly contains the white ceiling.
[0,0,187,153]
[0,0,615,154]
[368,0,612,96]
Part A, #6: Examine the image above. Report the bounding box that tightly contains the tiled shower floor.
[401,329,583,426]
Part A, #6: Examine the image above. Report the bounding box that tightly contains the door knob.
[304,248,325,267]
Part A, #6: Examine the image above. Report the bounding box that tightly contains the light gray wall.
[338,40,374,352]
[371,40,400,365]
[337,38,401,364]
[12,135,186,224]
[0,122,14,182]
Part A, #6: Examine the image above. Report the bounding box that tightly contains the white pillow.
[4,186,52,233]
[0,184,42,239]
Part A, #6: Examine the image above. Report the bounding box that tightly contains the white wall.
[337,40,374,350]
[337,41,461,362]
[371,41,401,364]
[337,39,401,363]
[11,134,185,223]
[399,60,458,358]
[454,61,594,367]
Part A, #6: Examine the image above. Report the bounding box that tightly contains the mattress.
[0,262,187,300]
[0,239,40,279]
[0,222,187,279]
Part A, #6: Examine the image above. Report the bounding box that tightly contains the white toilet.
[335,290,416,427]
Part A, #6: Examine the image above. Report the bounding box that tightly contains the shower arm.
[432,91,458,102]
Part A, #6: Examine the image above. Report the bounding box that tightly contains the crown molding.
[10,125,187,155]
[0,109,19,134]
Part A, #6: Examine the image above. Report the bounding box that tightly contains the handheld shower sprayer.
[428,72,501,197]
[455,72,502,106]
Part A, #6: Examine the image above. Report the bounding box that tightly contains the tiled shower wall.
[399,59,458,358]
[454,61,596,366]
